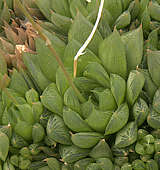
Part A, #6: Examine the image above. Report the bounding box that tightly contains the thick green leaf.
[121,0,132,10]
[63,108,93,132]
[2,107,14,126]
[34,0,51,20]
[19,69,35,90]
[104,0,122,20]
[132,159,146,170]
[121,26,143,72]
[149,1,160,22]
[0,132,9,161]
[139,0,150,17]
[126,70,145,106]
[0,1,10,25]
[96,158,114,170]
[86,0,100,13]
[86,163,102,170]
[16,104,35,125]
[0,101,3,124]
[22,53,51,91]
[71,132,103,148]
[61,164,74,170]
[121,163,132,170]
[28,144,41,155]
[41,83,63,116]
[83,62,110,88]
[87,8,114,28]
[2,104,25,127]
[32,123,45,143]
[110,74,126,106]
[59,144,90,163]
[68,12,103,55]
[51,0,71,17]
[9,69,29,96]
[0,124,12,139]
[19,156,31,169]
[86,108,112,133]
[99,29,127,79]
[128,0,140,20]
[153,88,160,113]
[139,69,157,100]
[45,158,61,170]
[56,67,72,96]
[19,147,31,160]
[93,88,117,111]
[10,155,19,167]
[133,98,149,126]
[146,159,158,170]
[115,122,138,148]
[114,157,129,168]
[147,50,160,87]
[147,29,159,50]
[74,158,95,170]
[11,132,28,149]
[25,88,39,105]
[135,142,145,155]
[51,12,72,34]
[111,145,129,157]
[35,30,66,82]
[0,52,7,75]
[81,97,95,119]
[147,108,160,129]
[74,77,100,93]
[3,159,15,170]
[70,0,88,18]
[141,7,151,35]
[105,103,129,135]
[113,165,121,170]
[64,87,81,114]
[47,115,72,145]
[114,10,131,29]
[89,139,113,160]
[14,121,33,141]
[2,88,22,108]
[32,102,43,123]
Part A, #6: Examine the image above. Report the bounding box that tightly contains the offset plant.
[0,0,160,169]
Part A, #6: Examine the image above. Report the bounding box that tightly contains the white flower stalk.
[74,0,104,77]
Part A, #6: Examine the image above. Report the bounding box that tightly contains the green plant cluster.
[1,0,160,169]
